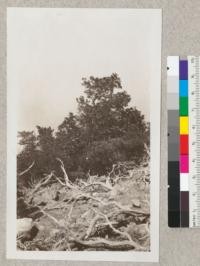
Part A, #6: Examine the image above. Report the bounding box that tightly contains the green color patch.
[180,97,188,116]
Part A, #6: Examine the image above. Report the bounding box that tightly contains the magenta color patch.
[180,155,189,173]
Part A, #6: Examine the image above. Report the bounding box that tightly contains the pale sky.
[7,8,161,132]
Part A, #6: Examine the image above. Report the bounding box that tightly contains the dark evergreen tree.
[17,73,149,183]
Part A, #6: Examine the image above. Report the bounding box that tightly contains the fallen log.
[69,237,144,251]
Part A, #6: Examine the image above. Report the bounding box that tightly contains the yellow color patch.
[180,116,189,134]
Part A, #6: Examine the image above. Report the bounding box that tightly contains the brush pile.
[17,160,150,251]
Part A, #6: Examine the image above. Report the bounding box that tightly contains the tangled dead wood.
[18,159,150,251]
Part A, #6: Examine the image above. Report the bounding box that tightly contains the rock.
[17,218,33,235]
[17,218,39,243]
[131,199,141,208]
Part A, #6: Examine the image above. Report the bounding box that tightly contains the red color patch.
[180,135,188,155]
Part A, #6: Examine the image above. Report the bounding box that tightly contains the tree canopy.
[17,73,149,184]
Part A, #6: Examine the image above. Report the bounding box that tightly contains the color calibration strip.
[168,56,180,227]
[168,56,200,227]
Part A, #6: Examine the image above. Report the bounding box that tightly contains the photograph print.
[7,8,161,262]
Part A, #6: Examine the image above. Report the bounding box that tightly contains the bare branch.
[113,208,150,217]
[108,164,116,177]
[91,208,140,247]
[79,180,88,186]
[31,172,54,194]
[85,214,102,240]
[18,161,35,177]
[39,207,67,228]
[83,182,112,191]
[109,201,150,216]
[67,200,76,220]
[115,176,129,184]
[52,238,65,250]
[67,193,103,220]
[52,173,66,186]
[56,158,69,184]
[87,170,98,183]
[40,210,61,226]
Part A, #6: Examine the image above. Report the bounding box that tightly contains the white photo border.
[6,7,161,262]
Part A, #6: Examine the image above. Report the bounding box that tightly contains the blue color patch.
[179,80,188,97]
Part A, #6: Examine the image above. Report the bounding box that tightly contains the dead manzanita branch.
[84,214,102,240]
[18,161,35,177]
[91,208,139,247]
[69,237,145,251]
[31,172,54,194]
[56,158,69,184]
[83,181,112,191]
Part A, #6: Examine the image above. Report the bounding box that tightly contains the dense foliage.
[17,73,149,184]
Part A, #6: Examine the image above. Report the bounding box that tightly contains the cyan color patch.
[179,80,188,96]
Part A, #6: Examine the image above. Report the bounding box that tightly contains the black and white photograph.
[7,8,161,262]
